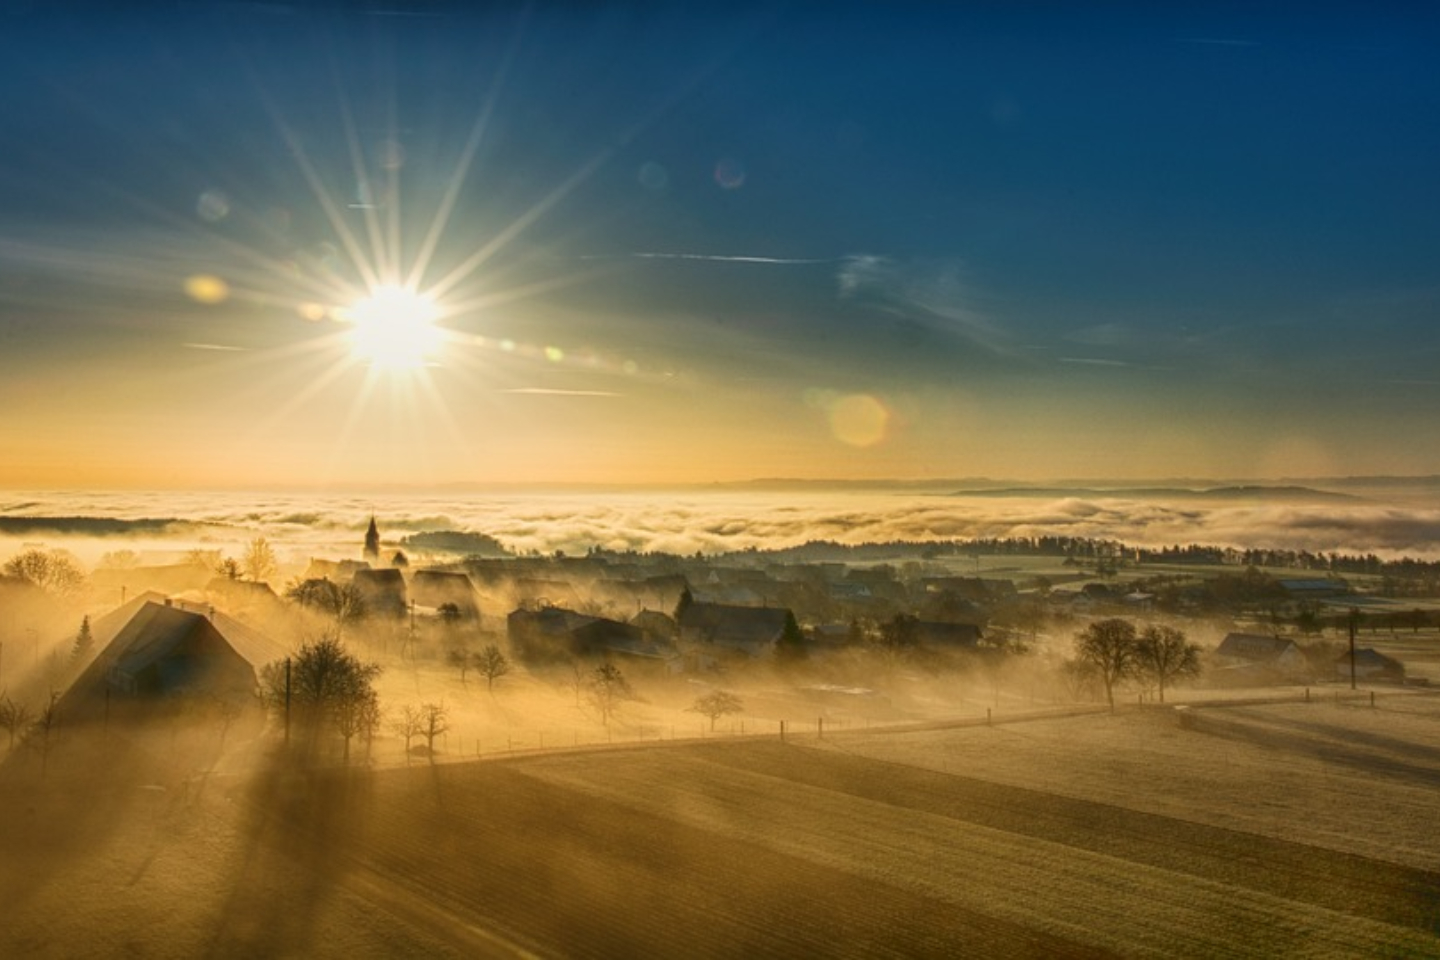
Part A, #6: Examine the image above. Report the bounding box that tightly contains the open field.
[2,697,1439,958]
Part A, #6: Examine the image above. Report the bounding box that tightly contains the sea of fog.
[4,486,1440,568]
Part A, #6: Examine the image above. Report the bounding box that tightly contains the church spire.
[364,515,380,562]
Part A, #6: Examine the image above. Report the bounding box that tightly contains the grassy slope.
[2,700,1439,958]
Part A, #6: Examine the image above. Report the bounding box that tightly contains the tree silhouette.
[1135,625,1202,704]
[1074,618,1138,710]
[244,537,278,584]
[259,635,381,746]
[70,616,94,663]
[419,702,449,760]
[474,645,510,692]
[3,549,85,596]
[587,663,633,727]
[0,692,31,751]
[688,690,744,730]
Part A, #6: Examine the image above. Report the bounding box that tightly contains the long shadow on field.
[340,758,1115,959]
[0,720,230,954]
[1216,706,1440,770]
[1183,709,1440,790]
[690,740,1440,937]
[204,740,375,957]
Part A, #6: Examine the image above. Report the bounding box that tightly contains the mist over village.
[5,2,1440,958]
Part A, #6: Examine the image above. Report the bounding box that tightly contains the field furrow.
[514,744,1440,958]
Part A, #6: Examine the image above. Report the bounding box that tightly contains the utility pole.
[284,656,292,745]
[1348,607,1359,691]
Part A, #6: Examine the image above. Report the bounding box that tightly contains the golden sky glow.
[1,6,1438,489]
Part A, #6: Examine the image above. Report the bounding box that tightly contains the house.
[630,609,677,643]
[1278,578,1350,599]
[409,569,479,618]
[304,558,371,582]
[1214,632,1310,680]
[58,599,289,719]
[1337,648,1405,682]
[678,603,792,659]
[352,567,408,618]
[912,621,983,650]
[508,606,673,664]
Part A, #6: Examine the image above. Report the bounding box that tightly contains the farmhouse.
[1214,632,1310,681]
[678,602,793,659]
[912,621,983,650]
[409,569,479,618]
[59,599,288,719]
[508,606,674,664]
[1337,648,1406,682]
[352,567,408,618]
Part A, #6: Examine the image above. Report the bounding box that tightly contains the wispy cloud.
[1058,357,1131,367]
[1178,37,1261,48]
[183,342,247,352]
[501,387,622,397]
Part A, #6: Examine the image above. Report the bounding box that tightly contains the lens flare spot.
[544,346,565,363]
[298,302,327,322]
[828,393,889,447]
[196,190,230,222]
[184,274,230,305]
[714,157,746,189]
[346,285,441,371]
[638,161,669,191]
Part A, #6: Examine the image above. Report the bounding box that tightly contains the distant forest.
[571,537,1440,591]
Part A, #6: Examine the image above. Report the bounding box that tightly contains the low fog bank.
[7,487,1440,566]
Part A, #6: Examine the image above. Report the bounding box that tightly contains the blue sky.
[1,2,1438,487]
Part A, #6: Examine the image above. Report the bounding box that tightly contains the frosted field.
[3,694,1438,958]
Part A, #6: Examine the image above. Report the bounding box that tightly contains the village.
[0,514,1433,771]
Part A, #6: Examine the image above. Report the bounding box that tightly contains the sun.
[345,284,442,371]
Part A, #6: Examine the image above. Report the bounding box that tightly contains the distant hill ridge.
[949,485,1357,502]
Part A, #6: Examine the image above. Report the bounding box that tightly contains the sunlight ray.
[435,265,614,321]
[404,13,527,291]
[251,78,381,291]
[331,58,392,284]
[425,147,614,302]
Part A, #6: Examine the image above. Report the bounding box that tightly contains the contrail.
[583,252,841,265]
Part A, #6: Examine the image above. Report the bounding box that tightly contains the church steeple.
[363,515,380,562]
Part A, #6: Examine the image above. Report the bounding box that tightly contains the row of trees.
[1072,619,1202,708]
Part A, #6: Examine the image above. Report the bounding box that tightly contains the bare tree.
[216,557,242,581]
[474,645,510,692]
[333,689,380,763]
[393,704,424,760]
[26,692,61,778]
[688,690,744,731]
[3,549,85,596]
[587,663,633,727]
[1074,618,1138,710]
[98,549,141,570]
[1135,625,1202,704]
[565,659,587,706]
[419,702,449,760]
[285,579,368,638]
[0,692,32,750]
[446,647,472,683]
[243,537,278,584]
